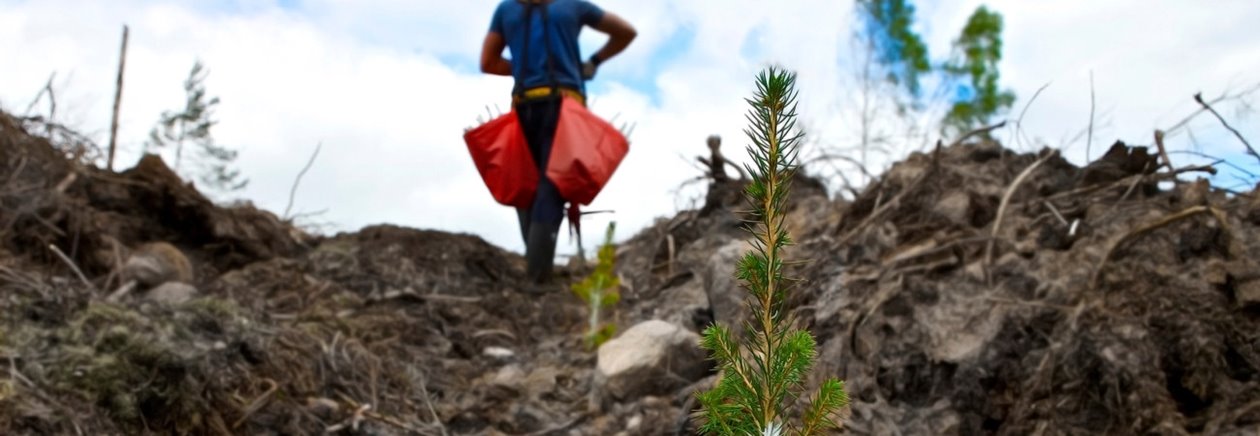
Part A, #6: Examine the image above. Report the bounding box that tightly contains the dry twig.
[1089,205,1232,290]
[1165,83,1260,135]
[284,142,323,220]
[1087,71,1096,160]
[47,243,96,292]
[1012,82,1052,151]
[108,26,129,171]
[948,121,1008,149]
[1194,92,1259,165]
[985,150,1058,284]
[1153,130,1173,171]
[232,378,279,429]
[418,375,447,436]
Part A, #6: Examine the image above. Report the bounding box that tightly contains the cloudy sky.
[2,0,1258,255]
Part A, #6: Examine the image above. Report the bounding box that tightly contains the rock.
[596,320,709,400]
[483,346,515,360]
[305,397,340,418]
[123,242,194,288]
[1235,278,1260,309]
[490,364,526,397]
[655,276,710,332]
[702,240,751,333]
[933,192,972,226]
[145,282,198,305]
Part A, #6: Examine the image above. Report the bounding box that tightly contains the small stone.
[1236,278,1260,309]
[483,346,515,359]
[625,414,642,431]
[492,364,526,391]
[145,282,198,305]
[933,192,971,226]
[305,397,340,418]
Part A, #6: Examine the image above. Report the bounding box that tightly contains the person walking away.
[479,0,636,284]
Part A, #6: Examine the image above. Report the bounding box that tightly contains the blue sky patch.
[591,24,695,107]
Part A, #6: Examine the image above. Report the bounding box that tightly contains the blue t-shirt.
[489,0,604,95]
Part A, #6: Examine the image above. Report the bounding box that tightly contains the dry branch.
[1089,205,1232,290]
[232,378,278,429]
[985,150,1058,284]
[1153,130,1173,171]
[1012,82,1052,151]
[948,121,1007,149]
[24,73,56,118]
[836,171,928,247]
[284,142,322,220]
[1194,92,1259,165]
[47,243,96,292]
[108,25,129,171]
[1087,71,1096,160]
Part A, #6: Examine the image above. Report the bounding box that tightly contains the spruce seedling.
[696,67,849,435]
[572,222,620,350]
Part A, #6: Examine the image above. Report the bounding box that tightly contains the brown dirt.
[2,108,1260,435]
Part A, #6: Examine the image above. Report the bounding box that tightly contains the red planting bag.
[463,111,538,209]
[546,95,629,205]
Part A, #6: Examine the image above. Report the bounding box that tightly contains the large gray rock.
[653,275,710,332]
[596,320,709,400]
[702,240,751,333]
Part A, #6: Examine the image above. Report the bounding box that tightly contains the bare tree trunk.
[108,25,129,171]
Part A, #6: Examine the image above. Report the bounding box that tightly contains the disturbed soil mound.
[3,104,1260,436]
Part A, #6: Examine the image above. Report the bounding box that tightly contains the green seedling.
[696,67,849,435]
[572,222,621,350]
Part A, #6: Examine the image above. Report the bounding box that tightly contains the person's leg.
[516,207,531,246]
[518,98,566,283]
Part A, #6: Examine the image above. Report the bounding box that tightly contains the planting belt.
[513,86,586,107]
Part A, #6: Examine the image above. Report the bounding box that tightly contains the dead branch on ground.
[47,243,96,292]
[985,150,1058,285]
[1089,205,1233,290]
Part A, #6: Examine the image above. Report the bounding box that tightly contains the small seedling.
[696,67,849,435]
[572,222,620,349]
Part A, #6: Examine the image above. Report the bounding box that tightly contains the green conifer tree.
[942,6,1016,135]
[571,222,620,350]
[696,67,848,436]
[146,60,248,193]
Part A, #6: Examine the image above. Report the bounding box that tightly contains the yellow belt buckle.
[514,87,585,107]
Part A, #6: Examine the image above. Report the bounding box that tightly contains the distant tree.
[855,0,931,99]
[146,60,247,192]
[841,0,932,182]
[942,6,1016,135]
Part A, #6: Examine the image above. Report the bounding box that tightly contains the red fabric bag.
[463,111,538,209]
[546,95,629,205]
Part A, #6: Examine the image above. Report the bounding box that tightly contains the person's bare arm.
[588,12,636,64]
[480,31,512,76]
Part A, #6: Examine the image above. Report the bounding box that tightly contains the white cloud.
[2,0,1258,255]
